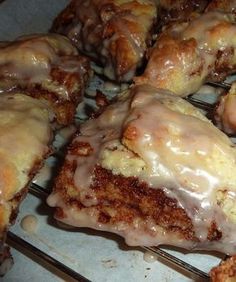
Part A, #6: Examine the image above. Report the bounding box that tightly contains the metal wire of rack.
[6,81,234,281]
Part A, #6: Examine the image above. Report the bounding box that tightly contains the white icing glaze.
[0,93,52,202]
[143,251,158,263]
[47,196,195,248]
[0,34,84,100]
[33,163,52,186]
[178,12,236,78]
[137,11,236,96]
[48,85,236,253]
[20,215,38,234]
[181,12,234,50]
[69,91,130,206]
[179,11,236,91]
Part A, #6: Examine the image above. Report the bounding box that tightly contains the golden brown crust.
[210,256,236,282]
[51,0,157,81]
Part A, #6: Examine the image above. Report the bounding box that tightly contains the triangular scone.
[135,10,236,96]
[48,84,236,254]
[51,0,157,82]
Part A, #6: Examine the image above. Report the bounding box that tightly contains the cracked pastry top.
[0,34,92,125]
[51,0,157,82]
[135,10,236,96]
[48,84,236,254]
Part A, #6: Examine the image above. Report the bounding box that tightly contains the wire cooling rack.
[6,80,234,282]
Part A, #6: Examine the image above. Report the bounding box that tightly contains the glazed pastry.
[135,11,236,96]
[48,84,236,254]
[215,83,236,134]
[0,34,92,125]
[51,0,157,82]
[0,93,52,270]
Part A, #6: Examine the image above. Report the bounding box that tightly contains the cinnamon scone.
[0,34,92,125]
[51,0,157,82]
[48,84,236,254]
[0,93,52,269]
[135,11,236,96]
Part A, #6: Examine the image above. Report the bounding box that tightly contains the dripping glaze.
[48,85,236,254]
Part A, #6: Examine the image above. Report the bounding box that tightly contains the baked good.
[0,32,93,273]
[51,0,157,82]
[210,256,236,282]
[0,34,92,125]
[135,11,236,96]
[0,93,52,268]
[1,0,236,278]
[47,84,236,254]
[215,83,236,134]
